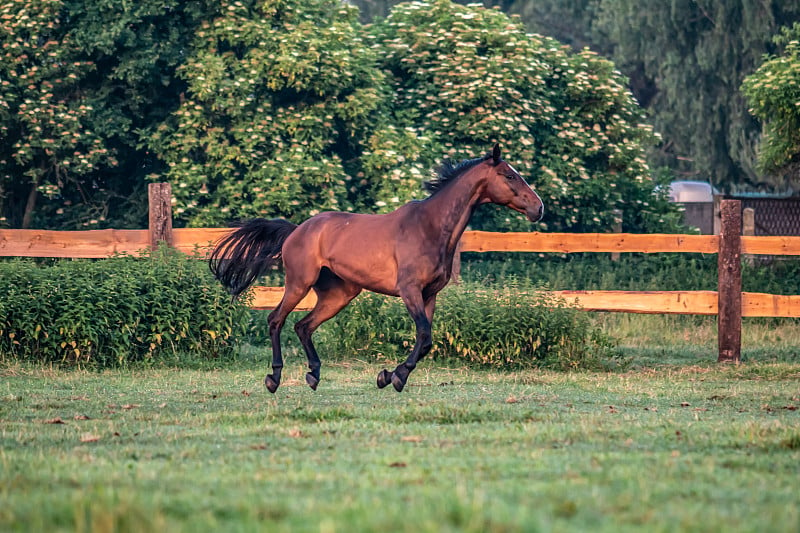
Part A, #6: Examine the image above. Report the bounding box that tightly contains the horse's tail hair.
[209,218,298,299]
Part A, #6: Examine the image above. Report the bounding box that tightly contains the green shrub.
[460,253,800,294]
[313,281,621,370]
[0,247,249,367]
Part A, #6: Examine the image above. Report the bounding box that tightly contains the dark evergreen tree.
[592,0,800,192]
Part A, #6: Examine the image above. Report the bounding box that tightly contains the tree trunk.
[21,178,39,229]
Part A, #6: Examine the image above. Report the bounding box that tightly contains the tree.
[370,0,678,232]
[146,0,429,226]
[742,23,800,192]
[1,0,676,232]
[0,0,211,229]
[58,0,215,228]
[592,0,800,191]
[401,0,800,193]
[0,0,108,228]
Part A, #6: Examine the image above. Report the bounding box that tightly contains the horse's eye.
[506,174,516,181]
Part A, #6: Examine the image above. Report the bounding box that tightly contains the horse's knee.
[294,320,310,340]
[268,314,285,337]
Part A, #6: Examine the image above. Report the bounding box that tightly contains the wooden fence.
[2,184,800,363]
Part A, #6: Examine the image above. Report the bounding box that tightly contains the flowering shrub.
[147,0,679,232]
[742,23,800,184]
[146,0,389,226]
[370,0,679,232]
[0,0,115,228]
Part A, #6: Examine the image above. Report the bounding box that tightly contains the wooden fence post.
[717,200,742,363]
[148,183,173,250]
[611,209,623,262]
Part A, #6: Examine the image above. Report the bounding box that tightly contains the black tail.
[209,218,298,299]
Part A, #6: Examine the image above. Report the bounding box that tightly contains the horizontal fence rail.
[2,184,799,362]
[247,287,800,318]
[4,229,800,258]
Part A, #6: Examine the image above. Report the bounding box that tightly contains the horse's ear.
[492,143,501,165]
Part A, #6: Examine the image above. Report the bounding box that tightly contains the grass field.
[2,316,800,532]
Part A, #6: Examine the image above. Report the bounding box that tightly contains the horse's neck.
[419,171,485,254]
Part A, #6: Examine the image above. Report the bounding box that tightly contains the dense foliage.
[592,0,800,193]
[0,0,212,229]
[146,0,404,226]
[1,0,680,233]
[0,0,107,229]
[152,0,678,232]
[356,0,800,192]
[742,23,800,190]
[0,253,620,371]
[370,0,678,232]
[0,248,248,366]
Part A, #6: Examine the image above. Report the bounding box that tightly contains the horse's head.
[482,144,544,223]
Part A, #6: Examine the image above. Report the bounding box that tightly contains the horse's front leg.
[378,293,436,392]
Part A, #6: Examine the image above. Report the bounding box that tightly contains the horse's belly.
[327,259,399,296]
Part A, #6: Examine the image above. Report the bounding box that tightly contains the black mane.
[423,154,492,195]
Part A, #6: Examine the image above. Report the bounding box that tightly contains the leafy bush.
[147,0,392,227]
[370,0,682,233]
[142,0,681,235]
[0,247,249,367]
[741,22,800,179]
[460,253,800,294]
[312,281,621,370]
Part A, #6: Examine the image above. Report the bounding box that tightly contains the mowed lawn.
[2,354,799,532]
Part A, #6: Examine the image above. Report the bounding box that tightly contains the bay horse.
[209,144,543,393]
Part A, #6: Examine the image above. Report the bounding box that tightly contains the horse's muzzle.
[526,203,544,223]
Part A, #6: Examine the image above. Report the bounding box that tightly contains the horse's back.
[283,209,407,294]
[292,208,409,241]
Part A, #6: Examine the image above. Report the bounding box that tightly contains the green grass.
[2,340,800,532]
[593,314,800,366]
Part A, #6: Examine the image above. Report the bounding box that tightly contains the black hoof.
[305,372,319,391]
[265,374,279,394]
[391,373,406,393]
[377,369,392,389]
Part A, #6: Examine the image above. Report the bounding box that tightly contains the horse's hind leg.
[294,274,361,390]
[265,285,311,393]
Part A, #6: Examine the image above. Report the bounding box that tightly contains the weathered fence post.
[717,200,742,363]
[148,183,173,250]
[611,209,623,262]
